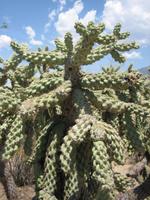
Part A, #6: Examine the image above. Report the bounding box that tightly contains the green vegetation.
[0,21,150,200]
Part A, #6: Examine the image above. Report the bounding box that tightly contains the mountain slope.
[139,66,150,75]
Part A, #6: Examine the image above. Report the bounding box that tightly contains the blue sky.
[0,0,150,72]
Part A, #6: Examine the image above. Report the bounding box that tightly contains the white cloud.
[48,9,56,20]
[55,0,97,43]
[59,0,66,5]
[102,0,150,44]
[25,26,35,39]
[123,51,142,59]
[55,0,83,37]
[30,39,43,46]
[0,35,12,49]
[80,10,97,26]
[51,0,66,11]
[59,0,66,11]
[44,9,56,32]
[25,26,43,46]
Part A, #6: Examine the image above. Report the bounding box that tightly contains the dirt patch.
[17,185,35,200]
[0,182,35,200]
[0,182,7,200]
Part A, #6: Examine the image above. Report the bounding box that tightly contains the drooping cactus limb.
[27,121,54,164]
[2,114,24,160]
[39,122,66,199]
[60,114,92,174]
[92,140,115,200]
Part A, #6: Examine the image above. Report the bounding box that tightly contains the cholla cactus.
[0,21,150,200]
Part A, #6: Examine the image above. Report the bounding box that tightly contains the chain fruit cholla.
[0,21,150,200]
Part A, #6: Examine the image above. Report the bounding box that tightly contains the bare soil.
[0,182,35,200]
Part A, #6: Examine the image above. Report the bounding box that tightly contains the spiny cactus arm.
[72,89,102,129]
[38,190,57,200]
[27,121,54,164]
[63,33,74,79]
[135,117,150,153]
[24,51,66,67]
[60,135,74,174]
[11,41,67,67]
[63,167,81,200]
[114,173,135,192]
[55,38,67,52]
[90,119,107,141]
[3,53,23,71]
[83,23,139,65]
[80,70,143,90]
[96,34,116,45]
[128,103,150,117]
[110,50,126,63]
[92,140,115,200]
[105,126,125,164]
[10,41,28,55]
[96,24,130,46]
[137,96,150,112]
[0,87,20,117]
[115,42,139,52]
[122,111,150,152]
[84,89,127,114]
[14,63,36,87]
[71,22,105,67]
[84,88,150,117]
[110,41,138,63]
[84,42,138,65]
[0,53,23,86]
[19,80,72,119]
[60,114,92,174]
[72,88,92,118]
[64,114,92,143]
[113,23,130,40]
[64,32,73,54]
[26,74,63,97]
[55,34,73,65]
[108,114,120,132]
[83,43,114,65]
[39,123,65,199]
[2,114,24,160]
[34,80,71,109]
[90,119,125,164]
[36,174,44,194]
[63,32,78,83]
[0,116,14,142]
[76,142,92,196]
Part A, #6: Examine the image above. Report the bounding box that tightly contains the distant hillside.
[139,66,150,75]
